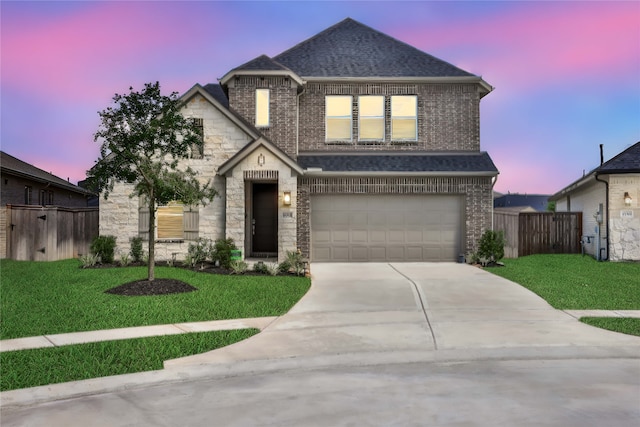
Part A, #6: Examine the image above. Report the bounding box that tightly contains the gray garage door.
[311,194,463,262]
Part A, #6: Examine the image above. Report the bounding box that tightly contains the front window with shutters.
[157,202,184,240]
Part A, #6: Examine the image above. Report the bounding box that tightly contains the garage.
[310,194,463,262]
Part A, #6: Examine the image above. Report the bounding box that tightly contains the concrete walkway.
[2,262,639,421]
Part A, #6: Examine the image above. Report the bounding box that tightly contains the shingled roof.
[596,141,640,174]
[297,152,498,174]
[272,18,475,78]
[0,151,93,195]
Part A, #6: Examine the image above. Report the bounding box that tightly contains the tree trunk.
[147,192,155,282]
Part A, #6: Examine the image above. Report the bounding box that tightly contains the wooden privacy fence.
[5,205,99,261]
[494,210,582,258]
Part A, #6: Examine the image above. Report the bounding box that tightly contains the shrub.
[212,238,237,269]
[79,253,100,268]
[253,261,269,274]
[129,237,144,263]
[477,230,505,264]
[187,238,211,266]
[229,260,248,274]
[264,262,279,276]
[119,252,130,267]
[279,250,306,276]
[90,235,117,264]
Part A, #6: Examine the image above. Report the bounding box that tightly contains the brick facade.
[296,176,493,259]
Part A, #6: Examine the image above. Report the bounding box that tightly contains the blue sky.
[1,1,639,194]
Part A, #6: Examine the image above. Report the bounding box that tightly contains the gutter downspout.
[594,172,609,261]
[594,144,609,261]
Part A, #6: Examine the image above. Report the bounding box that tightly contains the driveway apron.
[167,262,639,368]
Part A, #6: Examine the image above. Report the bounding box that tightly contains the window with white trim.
[325,96,352,141]
[256,89,270,127]
[391,95,417,141]
[358,96,385,141]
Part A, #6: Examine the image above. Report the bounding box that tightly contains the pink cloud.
[397,2,639,89]
[2,2,230,103]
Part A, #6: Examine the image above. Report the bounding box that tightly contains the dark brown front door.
[252,183,277,255]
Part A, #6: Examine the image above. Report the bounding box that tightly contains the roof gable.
[273,18,475,78]
[217,138,304,176]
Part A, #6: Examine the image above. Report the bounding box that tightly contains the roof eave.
[220,70,304,86]
[302,170,498,177]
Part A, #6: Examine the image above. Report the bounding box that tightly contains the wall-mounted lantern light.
[283,191,291,206]
[257,153,265,167]
[624,192,632,206]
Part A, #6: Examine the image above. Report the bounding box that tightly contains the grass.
[580,318,640,336]
[0,329,258,391]
[487,254,640,310]
[0,259,311,339]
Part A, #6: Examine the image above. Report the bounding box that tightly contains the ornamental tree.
[88,82,217,281]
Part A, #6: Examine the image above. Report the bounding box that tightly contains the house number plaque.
[620,210,633,219]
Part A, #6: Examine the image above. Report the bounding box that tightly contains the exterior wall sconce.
[257,153,265,167]
[624,192,632,206]
[283,191,291,206]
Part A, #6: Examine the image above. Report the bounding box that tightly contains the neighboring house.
[0,151,94,258]
[99,18,498,263]
[549,142,640,261]
[494,193,550,212]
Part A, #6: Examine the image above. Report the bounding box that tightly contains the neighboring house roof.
[0,151,93,196]
[494,194,550,212]
[298,152,498,176]
[494,206,538,213]
[550,142,640,201]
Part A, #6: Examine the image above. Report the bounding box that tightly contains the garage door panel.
[311,194,462,262]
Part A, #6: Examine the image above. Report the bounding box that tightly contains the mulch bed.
[105,278,197,296]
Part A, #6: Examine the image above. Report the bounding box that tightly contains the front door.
[251,183,277,256]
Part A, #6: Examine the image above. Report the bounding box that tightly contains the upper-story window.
[325,96,352,141]
[358,96,385,141]
[190,118,204,159]
[255,89,270,127]
[391,96,417,141]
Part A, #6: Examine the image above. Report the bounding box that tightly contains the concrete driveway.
[164,262,639,367]
[2,263,639,426]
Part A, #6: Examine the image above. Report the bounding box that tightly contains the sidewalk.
[2,310,639,353]
[0,317,277,353]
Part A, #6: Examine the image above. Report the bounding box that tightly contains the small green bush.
[279,250,307,276]
[89,235,117,264]
[188,238,211,266]
[253,261,269,274]
[477,230,505,264]
[212,238,237,269]
[119,252,130,267]
[79,253,100,268]
[129,237,144,263]
[229,260,248,274]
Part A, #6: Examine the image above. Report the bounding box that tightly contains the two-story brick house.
[99,18,498,262]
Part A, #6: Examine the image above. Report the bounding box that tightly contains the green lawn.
[1,330,258,391]
[488,254,640,310]
[0,259,310,391]
[0,259,311,339]
[580,318,640,337]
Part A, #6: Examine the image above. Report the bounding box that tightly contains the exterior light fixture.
[283,191,291,206]
[257,153,265,167]
[624,192,632,206]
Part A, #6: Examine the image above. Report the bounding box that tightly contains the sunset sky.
[2,1,639,195]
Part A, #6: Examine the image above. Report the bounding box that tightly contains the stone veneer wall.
[224,145,298,262]
[296,176,493,259]
[99,92,253,261]
[297,83,481,152]
[608,174,640,261]
[227,76,299,159]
